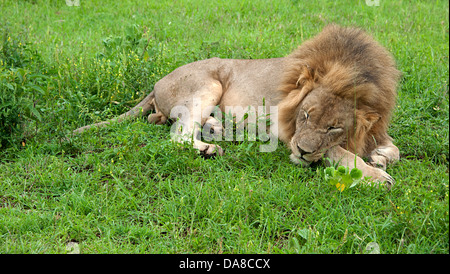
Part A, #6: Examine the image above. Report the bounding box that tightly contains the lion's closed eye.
[327,126,343,133]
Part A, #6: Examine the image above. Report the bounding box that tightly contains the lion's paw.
[366,167,395,190]
[368,151,388,171]
[195,141,224,159]
[203,144,224,158]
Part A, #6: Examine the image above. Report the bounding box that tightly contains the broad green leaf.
[28,105,42,122]
[297,228,315,241]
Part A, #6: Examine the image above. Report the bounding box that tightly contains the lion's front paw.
[368,149,389,170]
[366,166,395,189]
[368,156,387,170]
[368,145,400,171]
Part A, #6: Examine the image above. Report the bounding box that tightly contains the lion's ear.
[364,112,381,130]
[296,65,316,87]
[352,110,381,154]
[356,110,381,132]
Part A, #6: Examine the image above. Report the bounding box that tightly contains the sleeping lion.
[74,24,401,186]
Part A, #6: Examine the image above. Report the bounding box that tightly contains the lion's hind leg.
[368,139,400,171]
[202,116,224,139]
[148,112,167,125]
[193,120,224,157]
[147,97,168,125]
[170,115,224,158]
[168,80,225,157]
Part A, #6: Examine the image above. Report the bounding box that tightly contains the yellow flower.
[336,183,345,192]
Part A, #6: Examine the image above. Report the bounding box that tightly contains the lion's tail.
[72,91,155,134]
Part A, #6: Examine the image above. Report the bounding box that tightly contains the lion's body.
[153,57,285,119]
[74,25,400,185]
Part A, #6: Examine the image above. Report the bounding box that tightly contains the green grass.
[0,0,448,254]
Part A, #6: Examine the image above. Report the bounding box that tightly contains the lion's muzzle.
[289,153,312,167]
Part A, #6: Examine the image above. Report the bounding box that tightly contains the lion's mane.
[278,24,400,156]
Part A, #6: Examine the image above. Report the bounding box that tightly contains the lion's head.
[278,25,400,166]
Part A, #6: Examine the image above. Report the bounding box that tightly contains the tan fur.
[73,25,400,186]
